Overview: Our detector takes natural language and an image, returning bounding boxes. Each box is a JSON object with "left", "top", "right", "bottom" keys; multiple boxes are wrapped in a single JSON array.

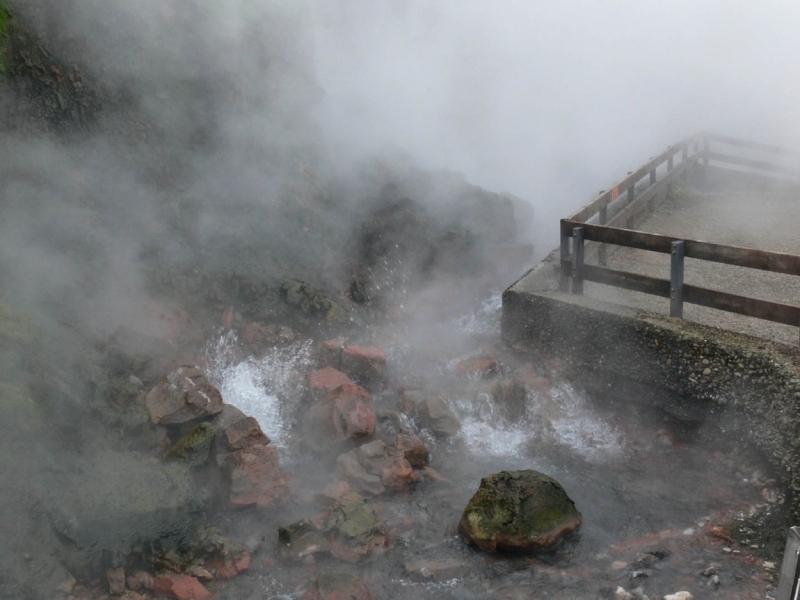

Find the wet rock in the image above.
[
  {"left": 459, "top": 469, "right": 582, "bottom": 553},
  {"left": 281, "top": 279, "right": 342, "bottom": 321},
  {"left": 152, "top": 572, "right": 213, "bottom": 600},
  {"left": 315, "top": 481, "right": 353, "bottom": 504},
  {"left": 418, "top": 396, "right": 460, "bottom": 437},
  {"left": 318, "top": 492, "right": 389, "bottom": 562},
  {"left": 455, "top": 356, "right": 500, "bottom": 379},
  {"left": 341, "top": 345, "right": 387, "bottom": 387},
  {"left": 205, "top": 549, "right": 251, "bottom": 579},
  {"left": 107, "top": 567, "right": 125, "bottom": 595},
  {"left": 214, "top": 412, "right": 269, "bottom": 454},
  {"left": 163, "top": 422, "right": 215, "bottom": 467},
  {"left": 404, "top": 558, "right": 469, "bottom": 581},
  {"left": 492, "top": 379, "right": 528, "bottom": 422},
  {"left": 318, "top": 338, "right": 345, "bottom": 369},
  {"left": 394, "top": 433, "right": 429, "bottom": 469},
  {"left": 337, "top": 439, "right": 419, "bottom": 495},
  {"left": 663, "top": 593, "right": 693, "bottom": 600},
  {"left": 302, "top": 571, "right": 376, "bottom": 600},
  {"left": 615, "top": 587, "right": 634, "bottom": 600},
  {"left": 145, "top": 366, "right": 223, "bottom": 425},
  {"left": 308, "top": 366, "right": 354, "bottom": 402},
  {"left": 278, "top": 518, "right": 330, "bottom": 561},
  {"left": 229, "top": 444, "right": 290, "bottom": 506},
  {"left": 240, "top": 322, "right": 278, "bottom": 351},
  {"left": 305, "top": 384, "right": 376, "bottom": 451}
]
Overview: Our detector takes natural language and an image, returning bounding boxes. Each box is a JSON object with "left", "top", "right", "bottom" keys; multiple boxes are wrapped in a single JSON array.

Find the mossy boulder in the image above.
[
  {"left": 318, "top": 492, "right": 388, "bottom": 562},
  {"left": 163, "top": 422, "right": 215, "bottom": 467},
  {"left": 459, "top": 469, "right": 581, "bottom": 553}
]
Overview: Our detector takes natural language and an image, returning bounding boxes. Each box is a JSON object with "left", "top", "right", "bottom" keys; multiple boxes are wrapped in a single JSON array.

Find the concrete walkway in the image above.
[{"left": 584, "top": 167, "right": 800, "bottom": 347}]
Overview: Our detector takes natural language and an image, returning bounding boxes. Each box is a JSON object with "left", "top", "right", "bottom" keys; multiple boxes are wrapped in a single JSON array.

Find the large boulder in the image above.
[
  {"left": 304, "top": 383, "right": 376, "bottom": 452},
  {"left": 145, "top": 366, "right": 223, "bottom": 425},
  {"left": 336, "top": 439, "right": 418, "bottom": 496},
  {"left": 459, "top": 470, "right": 581, "bottom": 553}
]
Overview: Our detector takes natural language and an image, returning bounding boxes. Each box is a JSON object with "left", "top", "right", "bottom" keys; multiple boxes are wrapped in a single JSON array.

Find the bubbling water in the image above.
[{"left": 204, "top": 331, "right": 313, "bottom": 453}]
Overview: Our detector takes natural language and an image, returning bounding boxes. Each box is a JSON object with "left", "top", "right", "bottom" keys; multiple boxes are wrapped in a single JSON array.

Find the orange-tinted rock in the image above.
[
  {"left": 455, "top": 356, "right": 499, "bottom": 379},
  {"left": 332, "top": 384, "right": 376, "bottom": 439},
  {"left": 241, "top": 322, "right": 276, "bottom": 349},
  {"left": 107, "top": 567, "right": 125, "bottom": 595},
  {"left": 341, "top": 345, "right": 387, "bottom": 387},
  {"left": 220, "top": 415, "right": 270, "bottom": 451},
  {"left": 152, "top": 572, "right": 214, "bottom": 600},
  {"left": 395, "top": 433, "right": 429, "bottom": 469},
  {"left": 221, "top": 307, "right": 234, "bottom": 329},
  {"left": 145, "top": 366, "right": 223, "bottom": 425},
  {"left": 319, "top": 493, "right": 389, "bottom": 562},
  {"left": 381, "top": 446, "right": 419, "bottom": 491},
  {"left": 206, "top": 550, "right": 251, "bottom": 579},
  {"left": 229, "top": 444, "right": 291, "bottom": 506},
  {"left": 308, "top": 367, "right": 354, "bottom": 402}
]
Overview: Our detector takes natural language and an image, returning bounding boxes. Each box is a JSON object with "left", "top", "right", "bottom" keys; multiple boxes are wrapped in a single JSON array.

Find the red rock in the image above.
[
  {"left": 330, "top": 384, "right": 376, "bottom": 439},
  {"left": 152, "top": 572, "right": 214, "bottom": 600},
  {"left": 220, "top": 416, "right": 270, "bottom": 451},
  {"left": 229, "top": 444, "right": 291, "bottom": 506},
  {"left": 145, "top": 366, "right": 223, "bottom": 425},
  {"left": 308, "top": 367, "right": 355, "bottom": 402},
  {"left": 341, "top": 345, "right": 387, "bottom": 387},
  {"left": 127, "top": 571, "right": 154, "bottom": 592},
  {"left": 381, "top": 446, "right": 419, "bottom": 491},
  {"left": 315, "top": 480, "right": 352, "bottom": 503},
  {"left": 206, "top": 550, "right": 251, "bottom": 579},
  {"left": 395, "top": 433, "right": 428, "bottom": 469},
  {"left": 455, "top": 356, "right": 499, "bottom": 379},
  {"left": 241, "top": 322, "right": 276, "bottom": 349}
]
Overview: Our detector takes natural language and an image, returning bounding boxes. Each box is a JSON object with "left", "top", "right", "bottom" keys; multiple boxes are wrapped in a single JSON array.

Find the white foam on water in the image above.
[
  {"left": 452, "top": 292, "right": 502, "bottom": 337},
  {"left": 205, "top": 331, "right": 313, "bottom": 451}
]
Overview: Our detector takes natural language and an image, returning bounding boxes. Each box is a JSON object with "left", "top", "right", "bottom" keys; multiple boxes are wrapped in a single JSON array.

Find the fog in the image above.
[{"left": 309, "top": 0, "right": 800, "bottom": 244}]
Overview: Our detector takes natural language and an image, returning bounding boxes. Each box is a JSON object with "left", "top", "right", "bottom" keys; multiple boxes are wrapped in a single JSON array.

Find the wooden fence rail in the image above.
[{"left": 559, "top": 133, "right": 800, "bottom": 344}]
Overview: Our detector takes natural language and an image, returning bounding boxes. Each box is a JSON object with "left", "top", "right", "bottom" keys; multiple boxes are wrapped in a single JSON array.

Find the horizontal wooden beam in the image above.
[
  {"left": 567, "top": 136, "right": 698, "bottom": 223},
  {"left": 706, "top": 151, "right": 798, "bottom": 175},
  {"left": 561, "top": 221, "right": 800, "bottom": 276},
  {"left": 566, "top": 262, "right": 800, "bottom": 327}
]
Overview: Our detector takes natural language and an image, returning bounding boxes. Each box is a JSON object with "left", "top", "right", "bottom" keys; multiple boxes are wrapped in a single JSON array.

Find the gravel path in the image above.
[{"left": 584, "top": 168, "right": 800, "bottom": 346}]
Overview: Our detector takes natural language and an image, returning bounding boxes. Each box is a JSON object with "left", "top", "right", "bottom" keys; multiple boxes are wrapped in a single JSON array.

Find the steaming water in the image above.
[{"left": 205, "top": 331, "right": 313, "bottom": 452}]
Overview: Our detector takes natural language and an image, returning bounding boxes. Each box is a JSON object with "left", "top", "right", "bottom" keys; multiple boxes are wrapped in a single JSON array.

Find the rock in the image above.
[
  {"left": 240, "top": 322, "right": 277, "bottom": 350},
  {"left": 229, "top": 443, "right": 291, "bottom": 506},
  {"left": 305, "top": 384, "right": 376, "bottom": 450},
  {"left": 337, "top": 440, "right": 419, "bottom": 495},
  {"left": 315, "top": 481, "right": 352, "bottom": 504},
  {"left": 215, "top": 413, "right": 269, "bottom": 454},
  {"left": 663, "top": 593, "right": 694, "bottom": 600},
  {"left": 278, "top": 519, "right": 331, "bottom": 561},
  {"left": 318, "top": 338, "right": 345, "bottom": 369},
  {"left": 302, "top": 571, "right": 376, "bottom": 600},
  {"left": 308, "top": 367, "right": 354, "bottom": 402},
  {"left": 281, "top": 279, "right": 338, "bottom": 318},
  {"left": 395, "top": 433, "right": 429, "bottom": 469},
  {"left": 163, "top": 422, "right": 215, "bottom": 466},
  {"left": 107, "top": 567, "right": 125, "bottom": 595},
  {"left": 404, "top": 558, "right": 469, "bottom": 581},
  {"left": 341, "top": 345, "right": 387, "bottom": 387},
  {"left": 127, "top": 571, "right": 154, "bottom": 592},
  {"left": 152, "top": 572, "right": 213, "bottom": 600},
  {"left": 455, "top": 356, "right": 500, "bottom": 379},
  {"left": 102, "top": 325, "right": 175, "bottom": 384},
  {"left": 145, "top": 366, "right": 223, "bottom": 425},
  {"left": 459, "top": 469, "right": 582, "bottom": 553},
  {"left": 318, "top": 492, "right": 389, "bottom": 562},
  {"left": 205, "top": 550, "right": 251, "bottom": 579},
  {"left": 418, "top": 396, "right": 460, "bottom": 437},
  {"left": 492, "top": 379, "right": 528, "bottom": 422},
  {"left": 615, "top": 587, "right": 634, "bottom": 600}
]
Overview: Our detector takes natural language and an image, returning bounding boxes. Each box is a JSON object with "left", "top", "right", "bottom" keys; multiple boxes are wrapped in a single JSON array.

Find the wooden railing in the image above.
[{"left": 559, "top": 133, "right": 800, "bottom": 343}]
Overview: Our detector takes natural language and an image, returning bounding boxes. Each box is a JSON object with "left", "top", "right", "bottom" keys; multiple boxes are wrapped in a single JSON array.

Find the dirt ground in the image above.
[{"left": 584, "top": 167, "right": 800, "bottom": 347}]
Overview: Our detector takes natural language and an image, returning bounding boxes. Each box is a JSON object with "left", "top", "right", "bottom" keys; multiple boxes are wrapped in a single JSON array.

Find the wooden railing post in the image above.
[
  {"left": 560, "top": 220, "right": 570, "bottom": 292},
  {"left": 670, "top": 240, "right": 685, "bottom": 318},
  {"left": 667, "top": 156, "right": 674, "bottom": 171},
  {"left": 703, "top": 138, "right": 710, "bottom": 168},
  {"left": 598, "top": 207, "right": 608, "bottom": 266},
  {"left": 573, "top": 227, "right": 585, "bottom": 295},
  {"left": 649, "top": 170, "right": 656, "bottom": 186}
]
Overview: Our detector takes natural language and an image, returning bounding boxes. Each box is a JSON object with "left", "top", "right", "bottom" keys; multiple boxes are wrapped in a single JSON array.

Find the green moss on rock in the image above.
[
  {"left": 459, "top": 469, "right": 582, "bottom": 553},
  {"left": 163, "top": 422, "right": 215, "bottom": 467},
  {"left": 0, "top": 2, "right": 9, "bottom": 74}
]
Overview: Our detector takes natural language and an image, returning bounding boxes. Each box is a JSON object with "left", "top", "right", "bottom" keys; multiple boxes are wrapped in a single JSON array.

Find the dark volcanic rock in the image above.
[
  {"left": 163, "top": 422, "right": 215, "bottom": 467},
  {"left": 459, "top": 469, "right": 581, "bottom": 553},
  {"left": 145, "top": 366, "right": 223, "bottom": 425},
  {"left": 277, "top": 518, "right": 330, "bottom": 561}
]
